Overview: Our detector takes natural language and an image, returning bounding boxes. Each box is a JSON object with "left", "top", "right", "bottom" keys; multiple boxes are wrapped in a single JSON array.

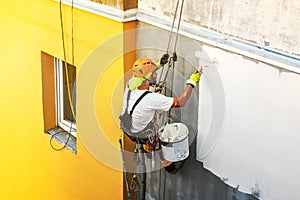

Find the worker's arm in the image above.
[
  {"left": 172, "top": 84, "right": 193, "bottom": 107},
  {"left": 172, "top": 70, "right": 202, "bottom": 108}
]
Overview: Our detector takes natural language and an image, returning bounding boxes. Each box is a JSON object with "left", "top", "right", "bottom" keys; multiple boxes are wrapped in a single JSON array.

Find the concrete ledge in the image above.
[
  {"left": 46, "top": 127, "right": 77, "bottom": 154},
  {"left": 137, "top": 9, "right": 300, "bottom": 74}
]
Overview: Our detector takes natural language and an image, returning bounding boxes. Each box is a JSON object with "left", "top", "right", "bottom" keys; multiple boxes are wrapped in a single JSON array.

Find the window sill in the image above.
[{"left": 45, "top": 127, "right": 77, "bottom": 154}]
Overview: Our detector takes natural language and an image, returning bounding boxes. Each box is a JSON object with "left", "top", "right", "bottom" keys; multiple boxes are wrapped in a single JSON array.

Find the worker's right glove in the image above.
[{"left": 186, "top": 71, "right": 201, "bottom": 88}]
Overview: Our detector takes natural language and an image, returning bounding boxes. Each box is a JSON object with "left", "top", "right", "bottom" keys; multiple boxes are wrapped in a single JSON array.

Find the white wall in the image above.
[
  {"left": 197, "top": 45, "right": 300, "bottom": 200},
  {"left": 137, "top": 1, "right": 300, "bottom": 198}
]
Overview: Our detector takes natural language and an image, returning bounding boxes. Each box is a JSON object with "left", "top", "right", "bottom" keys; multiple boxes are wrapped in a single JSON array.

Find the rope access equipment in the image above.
[{"left": 129, "top": 1, "right": 186, "bottom": 200}]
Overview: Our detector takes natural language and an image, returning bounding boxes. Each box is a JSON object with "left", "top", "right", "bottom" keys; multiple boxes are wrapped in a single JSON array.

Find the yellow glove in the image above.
[{"left": 186, "top": 71, "right": 201, "bottom": 87}]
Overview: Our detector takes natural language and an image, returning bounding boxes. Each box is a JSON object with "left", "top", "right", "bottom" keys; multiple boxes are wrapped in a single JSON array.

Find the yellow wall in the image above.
[{"left": 0, "top": 0, "right": 129, "bottom": 199}]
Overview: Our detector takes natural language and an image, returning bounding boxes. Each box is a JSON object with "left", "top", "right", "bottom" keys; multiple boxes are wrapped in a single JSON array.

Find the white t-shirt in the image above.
[{"left": 121, "top": 85, "right": 173, "bottom": 133}]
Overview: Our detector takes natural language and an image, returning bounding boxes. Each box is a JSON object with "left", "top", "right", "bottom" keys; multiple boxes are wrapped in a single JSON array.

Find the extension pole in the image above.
[{"left": 119, "top": 138, "right": 132, "bottom": 200}]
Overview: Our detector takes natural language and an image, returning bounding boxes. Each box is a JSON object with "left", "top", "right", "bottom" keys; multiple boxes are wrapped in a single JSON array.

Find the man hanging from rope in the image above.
[{"left": 120, "top": 54, "right": 205, "bottom": 174}]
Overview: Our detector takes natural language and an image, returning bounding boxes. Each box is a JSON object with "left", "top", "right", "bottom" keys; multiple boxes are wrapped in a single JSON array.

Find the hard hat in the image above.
[{"left": 132, "top": 58, "right": 157, "bottom": 78}]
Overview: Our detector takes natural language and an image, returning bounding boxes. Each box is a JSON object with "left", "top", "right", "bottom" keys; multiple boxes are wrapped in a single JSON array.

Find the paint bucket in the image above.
[{"left": 158, "top": 123, "right": 189, "bottom": 162}]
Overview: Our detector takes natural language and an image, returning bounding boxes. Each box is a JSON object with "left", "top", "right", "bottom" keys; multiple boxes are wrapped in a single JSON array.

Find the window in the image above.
[
  {"left": 54, "top": 58, "right": 77, "bottom": 137},
  {"left": 41, "top": 52, "right": 76, "bottom": 153}
]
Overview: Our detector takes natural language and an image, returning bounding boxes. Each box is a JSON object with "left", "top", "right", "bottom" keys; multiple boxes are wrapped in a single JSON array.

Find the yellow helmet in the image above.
[{"left": 132, "top": 58, "right": 157, "bottom": 78}]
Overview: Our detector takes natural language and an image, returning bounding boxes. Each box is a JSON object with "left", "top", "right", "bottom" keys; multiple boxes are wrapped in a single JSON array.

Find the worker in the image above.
[{"left": 121, "top": 55, "right": 203, "bottom": 174}]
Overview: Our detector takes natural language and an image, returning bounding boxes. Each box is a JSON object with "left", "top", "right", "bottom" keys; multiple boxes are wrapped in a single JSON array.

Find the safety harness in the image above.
[{"left": 119, "top": 88, "right": 157, "bottom": 144}]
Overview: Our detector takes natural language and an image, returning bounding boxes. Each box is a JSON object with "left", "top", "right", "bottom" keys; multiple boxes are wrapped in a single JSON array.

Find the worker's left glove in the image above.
[
  {"left": 186, "top": 71, "right": 201, "bottom": 88},
  {"left": 160, "top": 53, "right": 169, "bottom": 66}
]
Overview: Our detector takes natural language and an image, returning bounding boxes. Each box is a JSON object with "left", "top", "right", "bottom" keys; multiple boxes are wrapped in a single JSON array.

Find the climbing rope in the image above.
[
  {"left": 166, "top": 0, "right": 185, "bottom": 54},
  {"left": 156, "top": 0, "right": 185, "bottom": 95},
  {"left": 129, "top": 1, "right": 186, "bottom": 199},
  {"left": 60, "top": 0, "right": 76, "bottom": 120},
  {"left": 158, "top": 0, "right": 185, "bottom": 199},
  {"left": 50, "top": 0, "right": 76, "bottom": 151}
]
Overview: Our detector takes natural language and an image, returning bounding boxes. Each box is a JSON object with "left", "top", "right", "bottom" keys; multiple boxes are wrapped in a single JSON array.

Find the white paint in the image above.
[
  {"left": 196, "top": 45, "right": 300, "bottom": 200},
  {"left": 196, "top": 49, "right": 226, "bottom": 160}
]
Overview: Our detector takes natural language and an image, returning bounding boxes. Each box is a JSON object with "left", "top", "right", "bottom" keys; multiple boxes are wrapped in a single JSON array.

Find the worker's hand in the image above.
[
  {"left": 160, "top": 53, "right": 169, "bottom": 66},
  {"left": 186, "top": 71, "right": 201, "bottom": 88},
  {"left": 154, "top": 82, "right": 164, "bottom": 92}
]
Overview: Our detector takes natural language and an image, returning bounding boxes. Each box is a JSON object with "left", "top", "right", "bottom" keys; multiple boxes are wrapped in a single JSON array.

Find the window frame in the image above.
[{"left": 54, "top": 58, "right": 77, "bottom": 137}]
